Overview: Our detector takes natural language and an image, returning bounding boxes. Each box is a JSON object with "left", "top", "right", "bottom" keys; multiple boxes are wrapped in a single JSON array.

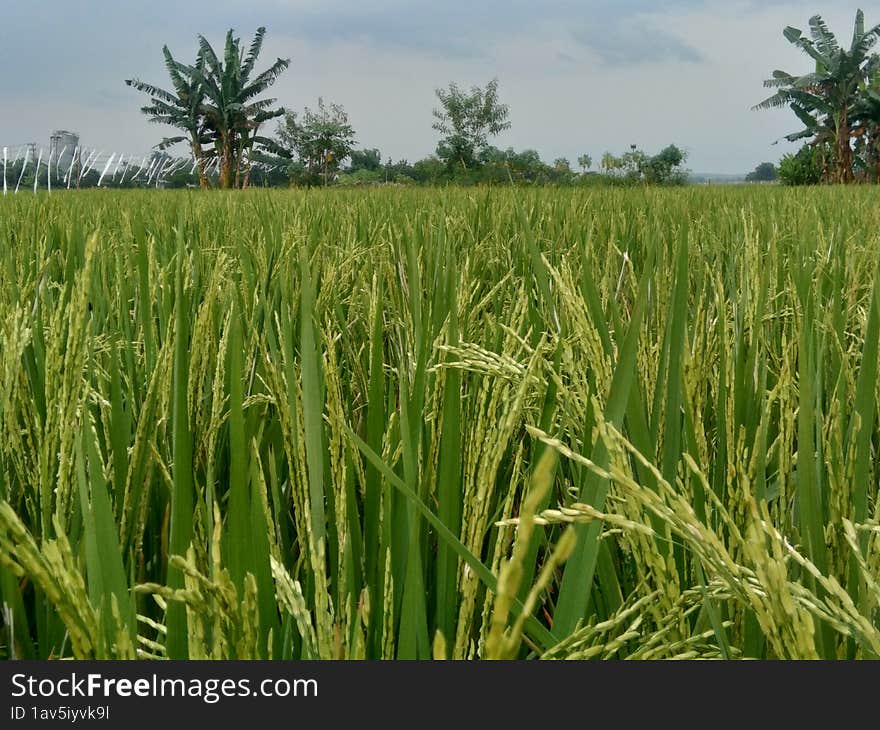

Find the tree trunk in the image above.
[
  {"left": 875, "top": 138, "right": 880, "bottom": 182},
  {"left": 242, "top": 127, "right": 259, "bottom": 190},
  {"left": 837, "top": 111, "right": 854, "bottom": 184},
  {"left": 219, "top": 134, "right": 233, "bottom": 190},
  {"left": 242, "top": 149, "right": 253, "bottom": 189},
  {"left": 190, "top": 139, "right": 210, "bottom": 190}
]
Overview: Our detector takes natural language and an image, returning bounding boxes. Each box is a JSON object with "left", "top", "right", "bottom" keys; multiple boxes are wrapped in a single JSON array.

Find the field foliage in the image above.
[{"left": 1, "top": 187, "right": 879, "bottom": 659}]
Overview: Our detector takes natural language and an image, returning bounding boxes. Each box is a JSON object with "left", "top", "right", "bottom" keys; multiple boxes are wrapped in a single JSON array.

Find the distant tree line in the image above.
[
  {"left": 263, "top": 79, "right": 689, "bottom": 187},
  {"left": 122, "top": 30, "right": 691, "bottom": 189},
  {"left": 39, "top": 15, "right": 880, "bottom": 192},
  {"left": 746, "top": 162, "right": 778, "bottom": 183}
]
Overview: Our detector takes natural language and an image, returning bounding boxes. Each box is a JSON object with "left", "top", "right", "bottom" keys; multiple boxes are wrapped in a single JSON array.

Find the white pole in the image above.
[
  {"left": 47, "top": 148, "right": 53, "bottom": 194},
  {"left": 73, "top": 149, "right": 90, "bottom": 187},
  {"left": 76, "top": 149, "right": 93, "bottom": 186},
  {"left": 80, "top": 149, "right": 101, "bottom": 180},
  {"left": 131, "top": 156, "right": 148, "bottom": 181},
  {"left": 15, "top": 147, "right": 31, "bottom": 193},
  {"left": 33, "top": 148, "right": 43, "bottom": 194},
  {"left": 97, "top": 153, "right": 116, "bottom": 187},
  {"left": 66, "top": 146, "right": 80, "bottom": 188},
  {"left": 143, "top": 158, "right": 158, "bottom": 184},
  {"left": 56, "top": 145, "right": 67, "bottom": 182},
  {"left": 112, "top": 153, "right": 124, "bottom": 180},
  {"left": 153, "top": 159, "right": 168, "bottom": 187},
  {"left": 119, "top": 156, "right": 136, "bottom": 185}
]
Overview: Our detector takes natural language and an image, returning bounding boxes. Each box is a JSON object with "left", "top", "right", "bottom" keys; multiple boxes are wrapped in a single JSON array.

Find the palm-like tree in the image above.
[
  {"left": 126, "top": 47, "right": 213, "bottom": 188},
  {"left": 600, "top": 152, "right": 620, "bottom": 174},
  {"left": 850, "top": 59, "right": 880, "bottom": 180},
  {"left": 127, "top": 27, "right": 290, "bottom": 189},
  {"left": 852, "top": 92, "right": 880, "bottom": 179},
  {"left": 755, "top": 10, "right": 880, "bottom": 183},
  {"left": 190, "top": 28, "right": 290, "bottom": 188}
]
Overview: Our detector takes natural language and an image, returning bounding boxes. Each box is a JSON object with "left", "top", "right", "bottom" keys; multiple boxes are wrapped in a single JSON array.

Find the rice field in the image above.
[{"left": 0, "top": 186, "right": 879, "bottom": 660}]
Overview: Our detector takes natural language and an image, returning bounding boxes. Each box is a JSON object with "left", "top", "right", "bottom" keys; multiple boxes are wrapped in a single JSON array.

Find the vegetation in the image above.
[
  {"left": 1, "top": 186, "right": 879, "bottom": 660},
  {"left": 276, "top": 99, "right": 357, "bottom": 187},
  {"left": 24, "top": 33, "right": 688, "bottom": 191},
  {"left": 321, "top": 143, "right": 687, "bottom": 188},
  {"left": 6, "top": 6, "right": 880, "bottom": 668},
  {"left": 778, "top": 145, "right": 825, "bottom": 186},
  {"left": 125, "top": 47, "right": 212, "bottom": 188},
  {"left": 22, "top": 11, "right": 880, "bottom": 195},
  {"left": 126, "top": 27, "right": 291, "bottom": 189},
  {"left": 602, "top": 145, "right": 687, "bottom": 185},
  {"left": 746, "top": 162, "right": 778, "bottom": 182},
  {"left": 432, "top": 79, "right": 511, "bottom": 171},
  {"left": 756, "top": 9, "right": 880, "bottom": 183}
]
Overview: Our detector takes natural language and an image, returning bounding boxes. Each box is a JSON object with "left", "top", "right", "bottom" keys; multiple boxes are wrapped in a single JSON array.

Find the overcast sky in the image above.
[{"left": 0, "top": 1, "right": 872, "bottom": 173}]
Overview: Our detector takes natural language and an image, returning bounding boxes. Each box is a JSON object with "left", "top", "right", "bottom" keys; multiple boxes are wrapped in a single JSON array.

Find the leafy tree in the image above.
[
  {"left": 594, "top": 145, "right": 688, "bottom": 185},
  {"left": 411, "top": 156, "right": 446, "bottom": 183},
  {"left": 382, "top": 157, "right": 416, "bottom": 183},
  {"left": 432, "top": 79, "right": 511, "bottom": 170},
  {"left": 641, "top": 144, "right": 688, "bottom": 184},
  {"left": 755, "top": 11, "right": 880, "bottom": 183},
  {"left": 619, "top": 148, "right": 650, "bottom": 180},
  {"left": 551, "top": 157, "right": 575, "bottom": 184},
  {"left": 336, "top": 169, "right": 383, "bottom": 187},
  {"left": 277, "top": 99, "right": 357, "bottom": 186},
  {"left": 601, "top": 152, "right": 622, "bottom": 174},
  {"left": 194, "top": 28, "right": 290, "bottom": 188},
  {"left": 777, "top": 144, "right": 825, "bottom": 185},
  {"left": 509, "top": 149, "right": 549, "bottom": 182},
  {"left": 126, "top": 48, "right": 212, "bottom": 188},
  {"left": 577, "top": 154, "right": 593, "bottom": 173},
  {"left": 127, "top": 27, "right": 290, "bottom": 189},
  {"left": 746, "top": 162, "right": 778, "bottom": 182},
  {"left": 349, "top": 148, "right": 382, "bottom": 172},
  {"left": 553, "top": 157, "right": 571, "bottom": 172},
  {"left": 851, "top": 68, "right": 880, "bottom": 179}
]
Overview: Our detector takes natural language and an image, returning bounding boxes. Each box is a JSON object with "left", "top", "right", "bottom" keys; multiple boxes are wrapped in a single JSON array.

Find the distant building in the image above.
[{"left": 49, "top": 130, "right": 80, "bottom": 176}]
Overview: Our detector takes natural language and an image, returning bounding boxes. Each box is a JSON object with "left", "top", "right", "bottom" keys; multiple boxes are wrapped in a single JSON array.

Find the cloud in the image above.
[
  {"left": 0, "top": 0, "right": 875, "bottom": 173},
  {"left": 572, "top": 22, "right": 703, "bottom": 65},
  {"left": 247, "top": 1, "right": 709, "bottom": 65}
]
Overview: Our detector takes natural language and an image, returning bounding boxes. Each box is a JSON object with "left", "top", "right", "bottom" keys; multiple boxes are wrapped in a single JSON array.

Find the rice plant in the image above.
[{"left": 0, "top": 186, "right": 878, "bottom": 660}]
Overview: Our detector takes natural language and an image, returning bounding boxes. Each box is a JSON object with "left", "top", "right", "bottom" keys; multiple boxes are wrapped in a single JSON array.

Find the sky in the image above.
[{"left": 0, "top": 1, "right": 873, "bottom": 174}]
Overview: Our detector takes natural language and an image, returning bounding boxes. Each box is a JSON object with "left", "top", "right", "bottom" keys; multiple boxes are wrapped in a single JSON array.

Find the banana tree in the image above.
[
  {"left": 190, "top": 27, "right": 290, "bottom": 189},
  {"left": 127, "top": 27, "right": 290, "bottom": 189},
  {"left": 755, "top": 10, "right": 880, "bottom": 183},
  {"left": 126, "top": 47, "right": 213, "bottom": 189},
  {"left": 851, "top": 59, "right": 880, "bottom": 180}
]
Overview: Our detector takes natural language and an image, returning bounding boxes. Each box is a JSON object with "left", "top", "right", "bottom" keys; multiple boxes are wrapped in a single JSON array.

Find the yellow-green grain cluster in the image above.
[{"left": 0, "top": 186, "right": 878, "bottom": 659}]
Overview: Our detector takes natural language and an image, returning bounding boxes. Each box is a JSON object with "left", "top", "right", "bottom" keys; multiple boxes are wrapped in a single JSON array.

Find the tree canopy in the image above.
[
  {"left": 432, "top": 79, "right": 511, "bottom": 170},
  {"left": 126, "top": 27, "right": 290, "bottom": 189},
  {"left": 277, "top": 99, "right": 357, "bottom": 186},
  {"left": 755, "top": 10, "right": 880, "bottom": 183},
  {"left": 746, "top": 162, "right": 778, "bottom": 182}
]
